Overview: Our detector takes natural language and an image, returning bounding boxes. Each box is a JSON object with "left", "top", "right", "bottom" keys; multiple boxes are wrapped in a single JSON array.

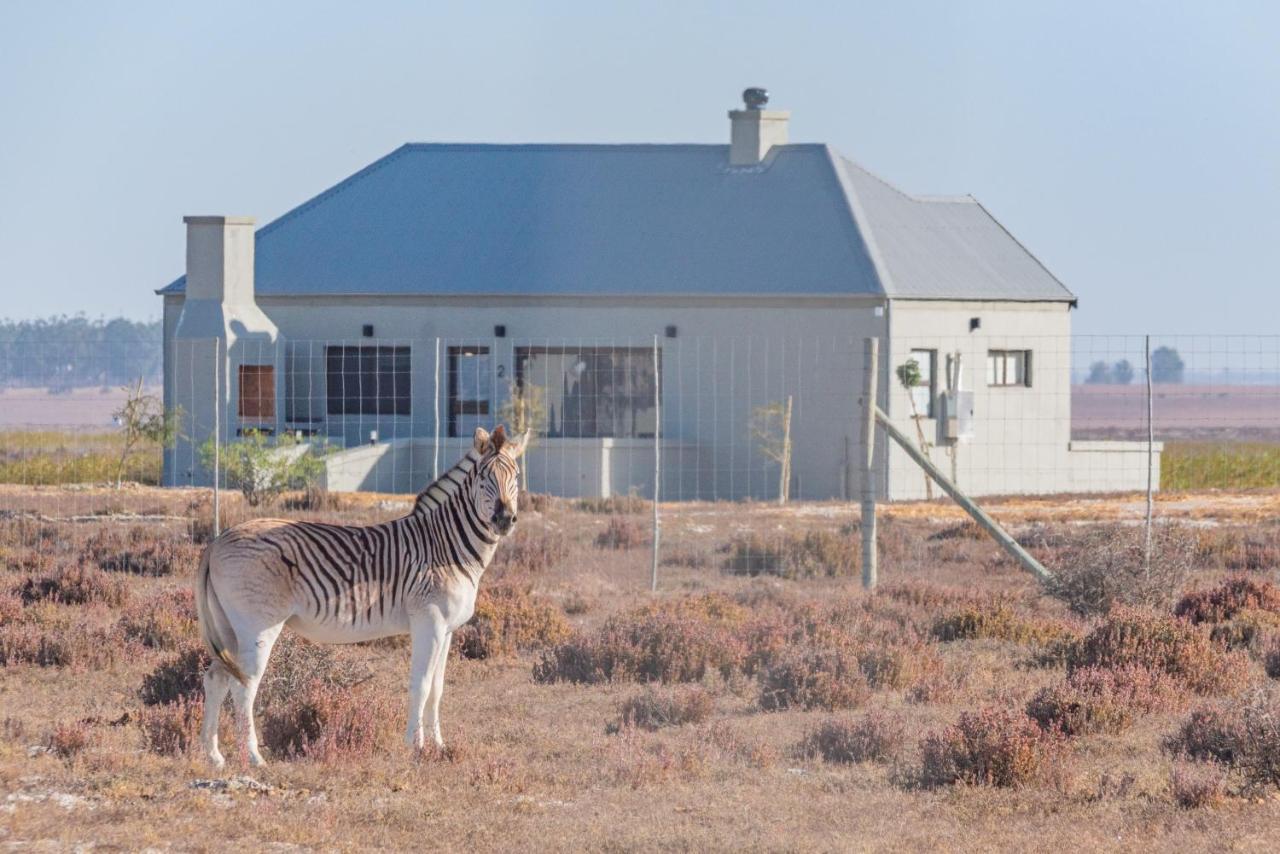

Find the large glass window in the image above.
[
  {"left": 515, "top": 347, "right": 658, "bottom": 438},
  {"left": 325, "top": 346, "right": 411, "bottom": 415},
  {"left": 447, "top": 346, "right": 492, "bottom": 437}
]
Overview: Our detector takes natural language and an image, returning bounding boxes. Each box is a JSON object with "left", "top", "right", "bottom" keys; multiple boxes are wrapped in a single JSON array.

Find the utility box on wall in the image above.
[{"left": 940, "top": 391, "right": 975, "bottom": 443}]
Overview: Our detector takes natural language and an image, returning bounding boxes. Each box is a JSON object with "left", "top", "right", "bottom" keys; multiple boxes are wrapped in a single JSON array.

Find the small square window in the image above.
[
  {"left": 987, "top": 350, "right": 1032, "bottom": 387},
  {"left": 238, "top": 365, "right": 275, "bottom": 419}
]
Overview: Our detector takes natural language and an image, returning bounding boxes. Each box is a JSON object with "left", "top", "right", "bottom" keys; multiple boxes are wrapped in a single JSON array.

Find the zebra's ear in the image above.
[
  {"left": 490, "top": 424, "right": 507, "bottom": 453},
  {"left": 472, "top": 426, "right": 491, "bottom": 454},
  {"left": 503, "top": 429, "right": 531, "bottom": 459}
]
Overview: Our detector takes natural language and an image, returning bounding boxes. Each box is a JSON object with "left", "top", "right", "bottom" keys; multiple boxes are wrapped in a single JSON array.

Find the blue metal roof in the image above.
[{"left": 160, "top": 142, "right": 1073, "bottom": 302}]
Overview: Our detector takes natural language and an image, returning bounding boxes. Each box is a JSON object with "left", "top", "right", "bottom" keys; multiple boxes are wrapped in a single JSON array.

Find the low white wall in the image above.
[{"left": 1066, "top": 440, "right": 1163, "bottom": 494}]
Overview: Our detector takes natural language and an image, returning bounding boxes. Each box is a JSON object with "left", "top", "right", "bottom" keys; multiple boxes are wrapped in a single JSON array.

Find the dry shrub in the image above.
[
  {"left": 140, "top": 646, "right": 209, "bottom": 706},
  {"left": 705, "top": 721, "right": 779, "bottom": 769},
  {"left": 1045, "top": 524, "right": 1194, "bottom": 616},
  {"left": 258, "top": 635, "right": 371, "bottom": 705},
  {"left": 19, "top": 564, "right": 129, "bottom": 607},
  {"left": 610, "top": 726, "right": 708, "bottom": 788},
  {"left": 801, "top": 712, "right": 906, "bottom": 764},
  {"left": 1167, "top": 692, "right": 1280, "bottom": 790},
  {"left": 594, "top": 516, "right": 648, "bottom": 550},
  {"left": 1169, "top": 761, "right": 1229, "bottom": 808},
  {"left": 454, "top": 584, "right": 571, "bottom": 659},
  {"left": 83, "top": 525, "right": 199, "bottom": 576},
  {"left": 932, "top": 601, "right": 1068, "bottom": 646},
  {"left": 281, "top": 485, "right": 349, "bottom": 512},
  {"left": 1026, "top": 665, "right": 1183, "bottom": 736},
  {"left": 1065, "top": 607, "right": 1250, "bottom": 696},
  {"left": 534, "top": 594, "right": 748, "bottom": 685},
  {"left": 489, "top": 526, "right": 572, "bottom": 579},
  {"left": 608, "top": 685, "right": 715, "bottom": 733},
  {"left": 518, "top": 490, "right": 555, "bottom": 514},
  {"left": 928, "top": 521, "right": 986, "bottom": 542},
  {"left": 1207, "top": 610, "right": 1280, "bottom": 653},
  {"left": 660, "top": 545, "right": 710, "bottom": 569},
  {"left": 723, "top": 530, "right": 857, "bottom": 579},
  {"left": 45, "top": 720, "right": 94, "bottom": 760},
  {"left": 575, "top": 494, "right": 648, "bottom": 515},
  {"left": 137, "top": 697, "right": 202, "bottom": 756},
  {"left": 119, "top": 587, "right": 197, "bottom": 650},
  {"left": 0, "top": 619, "right": 124, "bottom": 668},
  {"left": 1265, "top": 639, "right": 1280, "bottom": 679},
  {"left": 758, "top": 647, "right": 872, "bottom": 712},
  {"left": 260, "top": 678, "right": 400, "bottom": 761},
  {"left": 918, "top": 706, "right": 1069, "bottom": 788},
  {"left": 906, "top": 670, "right": 961, "bottom": 705},
  {"left": 880, "top": 581, "right": 980, "bottom": 611},
  {"left": 0, "top": 591, "right": 22, "bottom": 624},
  {"left": 1175, "top": 576, "right": 1280, "bottom": 624}
]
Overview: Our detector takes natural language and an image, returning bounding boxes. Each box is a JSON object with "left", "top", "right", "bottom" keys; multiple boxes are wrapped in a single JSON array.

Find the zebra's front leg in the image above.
[
  {"left": 425, "top": 630, "right": 453, "bottom": 748},
  {"left": 406, "top": 614, "right": 446, "bottom": 750}
]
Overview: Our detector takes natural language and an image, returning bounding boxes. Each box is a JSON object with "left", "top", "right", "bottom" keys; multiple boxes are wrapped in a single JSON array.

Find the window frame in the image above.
[
  {"left": 447, "top": 345, "right": 492, "bottom": 438},
  {"left": 986, "top": 349, "right": 1033, "bottom": 388},
  {"left": 906, "top": 348, "right": 937, "bottom": 417},
  {"left": 514, "top": 345, "right": 660, "bottom": 439},
  {"left": 324, "top": 345, "right": 412, "bottom": 417}
]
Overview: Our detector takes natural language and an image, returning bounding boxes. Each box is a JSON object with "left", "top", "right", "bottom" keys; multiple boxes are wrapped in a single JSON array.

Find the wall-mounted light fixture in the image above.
[
  {"left": 969, "top": 317, "right": 981, "bottom": 332},
  {"left": 362, "top": 324, "right": 374, "bottom": 338},
  {"left": 665, "top": 325, "right": 678, "bottom": 338},
  {"left": 494, "top": 325, "right": 507, "bottom": 338}
]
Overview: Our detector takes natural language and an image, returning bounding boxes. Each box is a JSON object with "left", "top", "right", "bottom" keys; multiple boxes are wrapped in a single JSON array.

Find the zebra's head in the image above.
[{"left": 472, "top": 425, "right": 529, "bottom": 536}]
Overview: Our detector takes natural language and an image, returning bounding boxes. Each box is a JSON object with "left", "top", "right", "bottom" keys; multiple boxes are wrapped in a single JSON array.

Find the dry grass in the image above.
[{"left": 7, "top": 485, "right": 1280, "bottom": 848}]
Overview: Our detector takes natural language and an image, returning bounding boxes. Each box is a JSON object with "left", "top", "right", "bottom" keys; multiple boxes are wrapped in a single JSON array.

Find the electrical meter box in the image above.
[{"left": 940, "top": 391, "right": 975, "bottom": 442}]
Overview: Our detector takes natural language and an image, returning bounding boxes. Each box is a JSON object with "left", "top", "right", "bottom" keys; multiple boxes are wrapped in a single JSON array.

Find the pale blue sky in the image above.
[{"left": 1, "top": 1, "right": 1276, "bottom": 334}]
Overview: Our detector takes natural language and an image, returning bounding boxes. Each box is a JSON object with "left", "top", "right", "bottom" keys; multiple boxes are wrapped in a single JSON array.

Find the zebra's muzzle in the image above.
[{"left": 492, "top": 506, "right": 516, "bottom": 535}]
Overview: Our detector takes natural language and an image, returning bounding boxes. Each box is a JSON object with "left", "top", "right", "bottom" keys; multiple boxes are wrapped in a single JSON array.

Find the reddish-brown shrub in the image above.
[
  {"left": 454, "top": 584, "right": 571, "bottom": 659},
  {"left": 83, "top": 526, "right": 199, "bottom": 576},
  {"left": 758, "top": 647, "right": 872, "bottom": 712},
  {"left": 723, "top": 530, "right": 857, "bottom": 579},
  {"left": 19, "top": 564, "right": 129, "bottom": 608},
  {"left": 1026, "top": 665, "right": 1183, "bottom": 736},
  {"left": 575, "top": 494, "right": 648, "bottom": 515},
  {"left": 1265, "top": 639, "right": 1280, "bottom": 679},
  {"left": 918, "top": 706, "right": 1069, "bottom": 788},
  {"left": 45, "top": 720, "right": 93, "bottom": 760},
  {"left": 608, "top": 685, "right": 715, "bottom": 732},
  {"left": 489, "top": 526, "right": 572, "bottom": 580},
  {"left": 594, "top": 516, "right": 648, "bottom": 550},
  {"left": 137, "top": 698, "right": 201, "bottom": 756},
  {"left": 1167, "top": 693, "right": 1280, "bottom": 789},
  {"left": 1169, "top": 761, "right": 1229, "bottom": 808},
  {"left": 1065, "top": 607, "right": 1250, "bottom": 695},
  {"left": 1176, "top": 577, "right": 1280, "bottom": 624},
  {"left": 260, "top": 679, "right": 400, "bottom": 761},
  {"left": 801, "top": 712, "right": 906, "bottom": 764},
  {"left": 0, "top": 620, "right": 124, "bottom": 668},
  {"left": 932, "top": 601, "right": 1068, "bottom": 646},
  {"left": 118, "top": 587, "right": 198, "bottom": 650},
  {"left": 1167, "top": 704, "right": 1249, "bottom": 763},
  {"left": 140, "top": 646, "right": 209, "bottom": 706},
  {"left": 0, "top": 591, "right": 23, "bottom": 624}
]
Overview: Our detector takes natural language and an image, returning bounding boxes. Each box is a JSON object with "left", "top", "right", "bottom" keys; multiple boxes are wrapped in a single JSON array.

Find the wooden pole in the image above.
[
  {"left": 651, "top": 335, "right": 661, "bottom": 592},
  {"left": 779, "top": 394, "right": 793, "bottom": 504},
  {"left": 874, "top": 406, "right": 1052, "bottom": 584},
  {"left": 212, "top": 339, "right": 221, "bottom": 539},
  {"left": 860, "top": 338, "right": 879, "bottom": 590},
  {"left": 1145, "top": 335, "right": 1154, "bottom": 576}
]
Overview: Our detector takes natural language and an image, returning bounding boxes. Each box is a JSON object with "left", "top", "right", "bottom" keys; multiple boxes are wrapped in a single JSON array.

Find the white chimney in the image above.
[
  {"left": 173, "top": 215, "right": 276, "bottom": 340},
  {"left": 728, "top": 87, "right": 789, "bottom": 166}
]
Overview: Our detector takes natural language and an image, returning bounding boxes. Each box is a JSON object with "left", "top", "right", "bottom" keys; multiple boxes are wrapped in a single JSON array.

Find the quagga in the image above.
[{"left": 196, "top": 425, "right": 527, "bottom": 767}]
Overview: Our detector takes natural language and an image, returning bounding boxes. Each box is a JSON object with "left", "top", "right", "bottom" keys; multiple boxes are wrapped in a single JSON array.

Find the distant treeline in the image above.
[{"left": 0, "top": 316, "right": 162, "bottom": 389}]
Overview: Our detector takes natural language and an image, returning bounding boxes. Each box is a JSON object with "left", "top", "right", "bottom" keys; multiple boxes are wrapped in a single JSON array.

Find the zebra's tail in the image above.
[{"left": 195, "top": 544, "right": 247, "bottom": 686}]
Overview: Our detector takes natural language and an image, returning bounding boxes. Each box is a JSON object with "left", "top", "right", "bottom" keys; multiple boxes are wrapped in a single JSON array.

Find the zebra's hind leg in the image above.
[
  {"left": 230, "top": 622, "right": 284, "bottom": 767},
  {"left": 406, "top": 613, "right": 447, "bottom": 750},
  {"left": 200, "top": 661, "right": 233, "bottom": 768}
]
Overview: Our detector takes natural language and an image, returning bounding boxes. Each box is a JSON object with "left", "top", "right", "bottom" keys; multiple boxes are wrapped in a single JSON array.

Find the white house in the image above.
[{"left": 159, "top": 90, "right": 1156, "bottom": 501}]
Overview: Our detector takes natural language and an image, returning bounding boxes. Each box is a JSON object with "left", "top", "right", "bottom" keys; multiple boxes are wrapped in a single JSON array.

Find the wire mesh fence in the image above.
[{"left": 5, "top": 333, "right": 1280, "bottom": 585}]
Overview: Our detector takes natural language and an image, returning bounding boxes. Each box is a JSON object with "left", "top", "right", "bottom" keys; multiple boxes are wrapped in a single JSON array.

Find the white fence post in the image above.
[
  {"left": 212, "top": 338, "right": 221, "bottom": 538},
  {"left": 433, "top": 337, "right": 441, "bottom": 482},
  {"left": 651, "top": 334, "right": 661, "bottom": 593},
  {"left": 1145, "top": 334, "right": 1154, "bottom": 575},
  {"left": 860, "top": 337, "right": 879, "bottom": 590}
]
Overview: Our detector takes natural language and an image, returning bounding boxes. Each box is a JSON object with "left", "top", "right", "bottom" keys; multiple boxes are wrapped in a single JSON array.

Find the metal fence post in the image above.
[
  {"left": 212, "top": 338, "right": 221, "bottom": 538},
  {"left": 433, "top": 337, "right": 441, "bottom": 482},
  {"left": 651, "top": 334, "right": 661, "bottom": 592},
  {"left": 1145, "top": 334, "right": 1154, "bottom": 575},
  {"left": 860, "top": 337, "right": 879, "bottom": 590}
]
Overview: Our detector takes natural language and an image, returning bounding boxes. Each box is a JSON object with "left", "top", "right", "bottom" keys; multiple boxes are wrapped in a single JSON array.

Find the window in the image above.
[
  {"left": 987, "top": 349, "right": 1032, "bottom": 387},
  {"left": 325, "top": 346, "right": 411, "bottom": 415},
  {"left": 237, "top": 365, "right": 275, "bottom": 419},
  {"left": 447, "top": 346, "right": 492, "bottom": 437},
  {"left": 515, "top": 347, "right": 658, "bottom": 438},
  {"left": 905, "top": 349, "right": 935, "bottom": 417}
]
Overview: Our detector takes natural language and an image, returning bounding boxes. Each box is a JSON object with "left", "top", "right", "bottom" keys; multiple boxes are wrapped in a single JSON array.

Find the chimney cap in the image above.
[
  {"left": 742, "top": 87, "right": 769, "bottom": 110},
  {"left": 183, "top": 215, "right": 256, "bottom": 226}
]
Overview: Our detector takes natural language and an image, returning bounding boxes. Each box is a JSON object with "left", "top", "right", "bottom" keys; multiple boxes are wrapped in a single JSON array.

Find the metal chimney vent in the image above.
[{"left": 742, "top": 87, "right": 769, "bottom": 110}]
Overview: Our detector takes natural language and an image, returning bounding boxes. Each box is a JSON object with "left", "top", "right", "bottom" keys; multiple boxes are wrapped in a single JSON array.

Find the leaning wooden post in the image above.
[{"left": 860, "top": 337, "right": 879, "bottom": 590}]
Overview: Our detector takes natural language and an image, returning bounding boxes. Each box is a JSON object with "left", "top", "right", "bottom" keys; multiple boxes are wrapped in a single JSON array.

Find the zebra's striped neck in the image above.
[
  {"left": 413, "top": 449, "right": 484, "bottom": 514},
  {"left": 407, "top": 450, "right": 500, "bottom": 578}
]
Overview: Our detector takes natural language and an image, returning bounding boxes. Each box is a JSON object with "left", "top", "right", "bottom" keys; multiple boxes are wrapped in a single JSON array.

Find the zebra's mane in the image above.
[{"left": 413, "top": 449, "right": 483, "bottom": 512}]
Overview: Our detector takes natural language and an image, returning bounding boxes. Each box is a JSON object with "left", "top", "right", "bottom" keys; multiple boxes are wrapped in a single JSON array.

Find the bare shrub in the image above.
[
  {"left": 1265, "top": 639, "right": 1280, "bottom": 679},
  {"left": 918, "top": 706, "right": 1069, "bottom": 788},
  {"left": 118, "top": 587, "right": 197, "bottom": 650},
  {"left": 574, "top": 494, "right": 648, "bottom": 515},
  {"left": 260, "top": 679, "right": 400, "bottom": 761},
  {"left": 660, "top": 545, "right": 710, "bottom": 569},
  {"left": 608, "top": 685, "right": 715, "bottom": 733},
  {"left": 1166, "top": 704, "right": 1249, "bottom": 763},
  {"left": 723, "top": 530, "right": 858, "bottom": 579},
  {"left": 454, "top": 584, "right": 572, "bottom": 659},
  {"left": 1045, "top": 524, "right": 1194, "bottom": 616},
  {"left": 1167, "top": 692, "right": 1280, "bottom": 790},
  {"left": 140, "top": 646, "right": 208, "bottom": 706},
  {"left": 45, "top": 720, "right": 94, "bottom": 760},
  {"left": 534, "top": 594, "right": 748, "bottom": 685},
  {"left": 594, "top": 516, "right": 648, "bottom": 550},
  {"left": 0, "top": 620, "right": 124, "bottom": 668},
  {"left": 1065, "top": 607, "right": 1250, "bottom": 695},
  {"left": 1169, "top": 761, "right": 1228, "bottom": 808},
  {"left": 0, "top": 591, "right": 21, "bottom": 625},
  {"left": 932, "top": 601, "right": 1069, "bottom": 646},
  {"left": 1175, "top": 576, "right": 1280, "bottom": 624},
  {"left": 801, "top": 713, "right": 906, "bottom": 764},
  {"left": 258, "top": 635, "right": 371, "bottom": 706},
  {"left": 758, "top": 647, "right": 872, "bottom": 712},
  {"left": 518, "top": 491, "right": 555, "bottom": 514},
  {"left": 489, "top": 526, "right": 572, "bottom": 579},
  {"left": 281, "top": 484, "right": 349, "bottom": 512},
  {"left": 137, "top": 698, "right": 201, "bottom": 756},
  {"left": 83, "top": 525, "right": 199, "bottom": 576},
  {"left": 19, "top": 564, "right": 129, "bottom": 608},
  {"left": 1026, "top": 665, "right": 1184, "bottom": 736}
]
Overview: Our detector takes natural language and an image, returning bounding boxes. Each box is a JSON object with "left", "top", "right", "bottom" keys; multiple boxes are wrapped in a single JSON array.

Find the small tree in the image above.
[
  {"left": 496, "top": 379, "right": 547, "bottom": 490},
  {"left": 112, "top": 378, "right": 182, "bottom": 488},
  {"left": 749, "top": 397, "right": 793, "bottom": 504},
  {"left": 1112, "top": 359, "right": 1135, "bottom": 385},
  {"left": 1086, "top": 361, "right": 1113, "bottom": 384},
  {"left": 200, "top": 431, "right": 326, "bottom": 507},
  {"left": 895, "top": 358, "right": 933, "bottom": 499},
  {"left": 1152, "top": 347, "right": 1185, "bottom": 384}
]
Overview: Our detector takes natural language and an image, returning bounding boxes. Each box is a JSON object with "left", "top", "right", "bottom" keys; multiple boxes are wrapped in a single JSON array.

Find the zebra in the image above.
[{"left": 195, "top": 425, "right": 528, "bottom": 767}]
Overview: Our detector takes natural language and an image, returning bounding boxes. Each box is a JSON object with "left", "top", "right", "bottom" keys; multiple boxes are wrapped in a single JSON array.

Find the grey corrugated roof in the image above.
[{"left": 160, "top": 142, "right": 1073, "bottom": 302}]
